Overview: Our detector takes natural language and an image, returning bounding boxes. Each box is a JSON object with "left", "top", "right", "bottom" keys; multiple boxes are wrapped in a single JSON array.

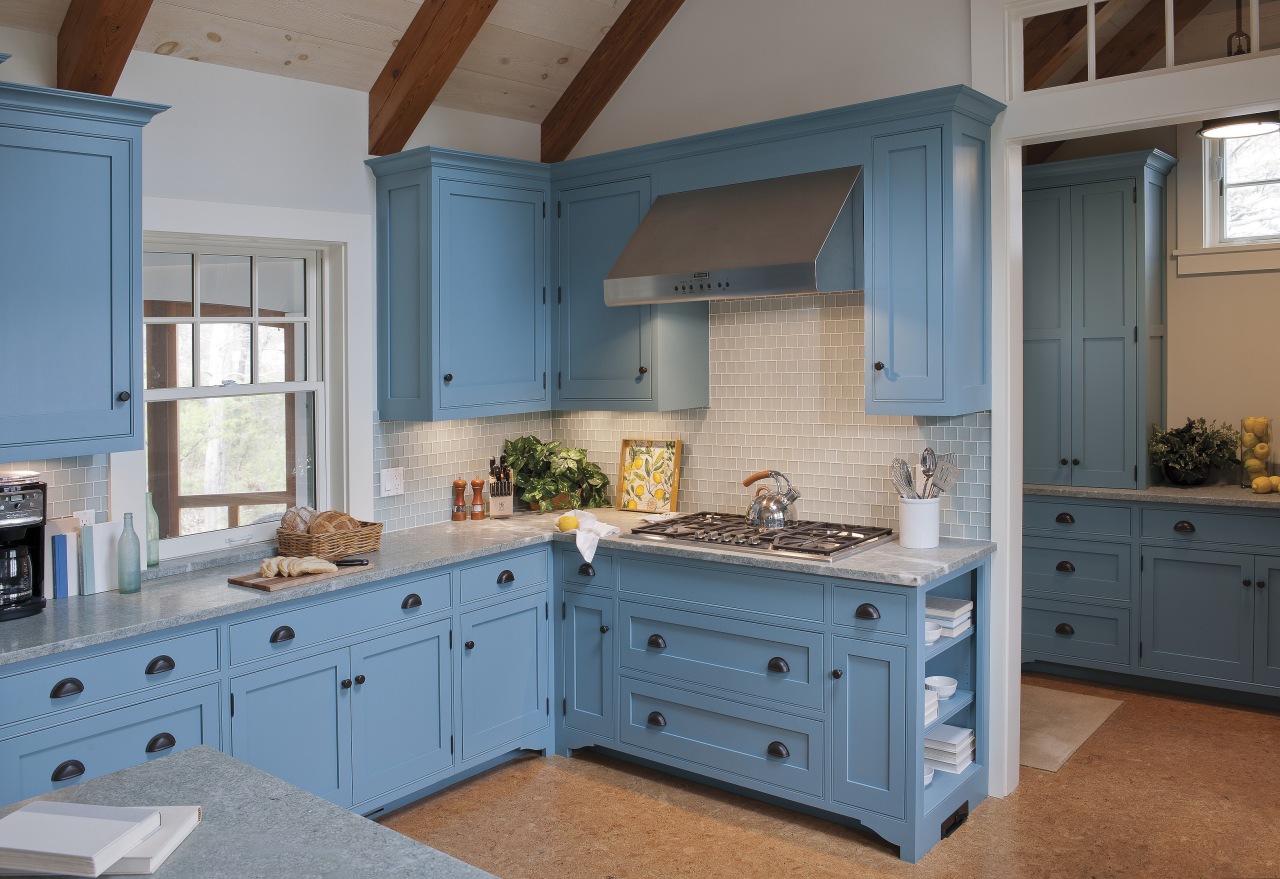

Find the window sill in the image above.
[
  {"left": 1173, "top": 243, "right": 1280, "bottom": 277},
  {"left": 142, "top": 540, "right": 277, "bottom": 582}
]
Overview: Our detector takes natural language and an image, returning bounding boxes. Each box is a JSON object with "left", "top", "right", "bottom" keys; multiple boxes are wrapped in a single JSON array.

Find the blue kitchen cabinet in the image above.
[
  {"left": 561, "top": 590, "right": 614, "bottom": 741},
  {"left": 1022, "top": 151, "right": 1175, "bottom": 489},
  {"left": 368, "top": 148, "right": 550, "bottom": 421},
  {"left": 0, "top": 83, "right": 164, "bottom": 463},
  {"left": 552, "top": 175, "right": 709, "bottom": 411},
  {"left": 830, "top": 635, "right": 906, "bottom": 820},
  {"left": 459, "top": 592, "right": 550, "bottom": 760}
]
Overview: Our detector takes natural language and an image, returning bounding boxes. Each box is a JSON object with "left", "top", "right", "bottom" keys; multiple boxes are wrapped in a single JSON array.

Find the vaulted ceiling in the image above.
[{"left": 3, "top": 0, "right": 685, "bottom": 158}]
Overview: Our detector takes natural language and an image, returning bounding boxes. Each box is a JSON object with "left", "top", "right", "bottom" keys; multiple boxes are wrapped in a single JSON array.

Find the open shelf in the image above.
[
  {"left": 925, "top": 625, "right": 973, "bottom": 661},
  {"left": 924, "top": 689, "right": 974, "bottom": 734},
  {"left": 923, "top": 760, "right": 981, "bottom": 815}
]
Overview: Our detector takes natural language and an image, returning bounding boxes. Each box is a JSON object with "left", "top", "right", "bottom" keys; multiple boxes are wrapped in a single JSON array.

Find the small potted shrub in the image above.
[
  {"left": 503, "top": 435, "right": 610, "bottom": 511},
  {"left": 1148, "top": 418, "right": 1240, "bottom": 486}
]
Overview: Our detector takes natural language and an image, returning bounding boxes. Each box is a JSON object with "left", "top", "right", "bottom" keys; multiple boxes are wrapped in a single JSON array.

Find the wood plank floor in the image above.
[{"left": 379, "top": 672, "right": 1280, "bottom": 878}]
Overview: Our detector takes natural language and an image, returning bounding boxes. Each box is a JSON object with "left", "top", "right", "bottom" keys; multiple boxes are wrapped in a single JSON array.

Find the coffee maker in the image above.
[{"left": 0, "top": 478, "right": 47, "bottom": 621}]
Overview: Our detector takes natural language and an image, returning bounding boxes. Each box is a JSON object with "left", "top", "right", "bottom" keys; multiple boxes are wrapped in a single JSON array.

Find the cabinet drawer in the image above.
[
  {"left": 1023, "top": 598, "right": 1130, "bottom": 666},
  {"left": 618, "top": 556, "right": 824, "bottom": 622},
  {"left": 1023, "top": 538, "right": 1131, "bottom": 603},
  {"left": 230, "top": 572, "right": 450, "bottom": 666},
  {"left": 460, "top": 547, "right": 548, "bottom": 604},
  {"left": 1141, "top": 508, "right": 1280, "bottom": 549},
  {"left": 0, "top": 682, "right": 219, "bottom": 804},
  {"left": 561, "top": 551, "right": 613, "bottom": 588},
  {"left": 831, "top": 585, "right": 909, "bottom": 637},
  {"left": 1024, "top": 499, "right": 1132, "bottom": 537},
  {"left": 618, "top": 602, "right": 823, "bottom": 710},
  {"left": 619, "top": 677, "right": 824, "bottom": 798},
  {"left": 0, "top": 629, "right": 218, "bottom": 729}
]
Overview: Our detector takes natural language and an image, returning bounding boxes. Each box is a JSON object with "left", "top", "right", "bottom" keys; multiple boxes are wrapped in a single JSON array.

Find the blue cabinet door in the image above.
[
  {"left": 460, "top": 592, "right": 549, "bottom": 760},
  {"left": 1254, "top": 556, "right": 1280, "bottom": 688},
  {"left": 231, "top": 650, "right": 352, "bottom": 806},
  {"left": 867, "top": 127, "right": 943, "bottom": 406},
  {"left": 350, "top": 620, "right": 453, "bottom": 805},
  {"left": 0, "top": 126, "right": 136, "bottom": 460},
  {"left": 436, "top": 176, "right": 548, "bottom": 414},
  {"left": 1140, "top": 548, "right": 1253, "bottom": 683},
  {"left": 563, "top": 591, "right": 614, "bottom": 740},
  {"left": 830, "top": 635, "right": 906, "bottom": 819},
  {"left": 1071, "top": 179, "right": 1137, "bottom": 489},
  {"left": 555, "top": 177, "right": 654, "bottom": 404},
  {"left": 1022, "top": 186, "right": 1073, "bottom": 486}
]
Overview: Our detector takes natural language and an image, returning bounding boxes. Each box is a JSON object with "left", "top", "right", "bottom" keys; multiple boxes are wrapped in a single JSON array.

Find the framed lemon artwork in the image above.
[{"left": 617, "top": 439, "right": 683, "bottom": 513}]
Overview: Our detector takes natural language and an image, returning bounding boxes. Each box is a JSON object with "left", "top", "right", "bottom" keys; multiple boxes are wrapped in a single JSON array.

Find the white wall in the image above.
[{"left": 570, "top": 0, "right": 972, "bottom": 157}]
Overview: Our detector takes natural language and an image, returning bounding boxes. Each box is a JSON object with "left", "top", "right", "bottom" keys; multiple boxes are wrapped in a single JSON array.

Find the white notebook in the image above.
[
  {"left": 924, "top": 596, "right": 973, "bottom": 620},
  {"left": 104, "top": 806, "right": 202, "bottom": 875},
  {"left": 925, "top": 751, "right": 974, "bottom": 775},
  {"left": 0, "top": 802, "right": 160, "bottom": 877}
]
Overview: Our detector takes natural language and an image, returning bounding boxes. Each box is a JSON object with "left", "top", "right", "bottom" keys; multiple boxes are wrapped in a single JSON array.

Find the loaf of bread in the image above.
[
  {"left": 259, "top": 555, "right": 337, "bottom": 578},
  {"left": 309, "top": 510, "right": 361, "bottom": 534},
  {"left": 280, "top": 506, "right": 317, "bottom": 533}
]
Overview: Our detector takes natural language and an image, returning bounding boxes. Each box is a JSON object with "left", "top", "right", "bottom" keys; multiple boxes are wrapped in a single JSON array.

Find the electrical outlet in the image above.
[
  {"left": 73, "top": 510, "right": 96, "bottom": 529},
  {"left": 380, "top": 467, "right": 405, "bottom": 497}
]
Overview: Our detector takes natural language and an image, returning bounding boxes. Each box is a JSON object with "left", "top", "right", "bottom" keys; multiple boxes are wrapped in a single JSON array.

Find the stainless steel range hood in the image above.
[{"left": 603, "top": 166, "right": 861, "bottom": 306}]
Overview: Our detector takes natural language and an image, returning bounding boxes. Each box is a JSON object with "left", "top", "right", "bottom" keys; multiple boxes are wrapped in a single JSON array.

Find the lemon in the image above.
[
  {"left": 1252, "top": 476, "right": 1274, "bottom": 494},
  {"left": 556, "top": 514, "right": 579, "bottom": 532},
  {"left": 1270, "top": 475, "right": 1280, "bottom": 490},
  {"left": 1256, "top": 442, "right": 1271, "bottom": 459},
  {"left": 625, "top": 499, "right": 638, "bottom": 510},
  {"left": 1244, "top": 417, "right": 1258, "bottom": 436},
  {"left": 1245, "top": 458, "right": 1267, "bottom": 474},
  {"left": 1243, "top": 432, "right": 1260, "bottom": 450},
  {"left": 654, "top": 487, "right": 666, "bottom": 502},
  {"left": 652, "top": 471, "right": 664, "bottom": 484}
]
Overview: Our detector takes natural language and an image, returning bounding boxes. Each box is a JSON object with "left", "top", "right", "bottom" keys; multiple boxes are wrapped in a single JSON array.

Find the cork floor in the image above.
[{"left": 380, "top": 672, "right": 1280, "bottom": 879}]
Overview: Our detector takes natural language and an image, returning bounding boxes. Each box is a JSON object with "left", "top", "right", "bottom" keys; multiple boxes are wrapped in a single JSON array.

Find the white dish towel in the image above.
[{"left": 555, "top": 510, "right": 620, "bottom": 564}]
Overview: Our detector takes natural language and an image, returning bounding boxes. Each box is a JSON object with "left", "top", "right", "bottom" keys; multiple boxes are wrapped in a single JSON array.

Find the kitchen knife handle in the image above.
[
  {"left": 854, "top": 603, "right": 881, "bottom": 621},
  {"left": 766, "top": 741, "right": 790, "bottom": 759},
  {"left": 1055, "top": 623, "right": 1075, "bottom": 636},
  {"left": 646, "top": 711, "right": 667, "bottom": 727},
  {"left": 145, "top": 732, "right": 176, "bottom": 753},
  {"left": 50, "top": 677, "right": 84, "bottom": 699},
  {"left": 402, "top": 593, "right": 422, "bottom": 610},
  {"left": 145, "top": 655, "right": 176, "bottom": 675},
  {"left": 647, "top": 634, "right": 667, "bottom": 649},
  {"left": 51, "top": 760, "right": 85, "bottom": 782},
  {"left": 1055, "top": 561, "right": 1076, "bottom": 573},
  {"left": 767, "top": 656, "right": 790, "bottom": 674}
]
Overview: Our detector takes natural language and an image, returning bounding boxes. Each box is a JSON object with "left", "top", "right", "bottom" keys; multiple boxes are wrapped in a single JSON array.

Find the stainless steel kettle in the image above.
[{"left": 743, "top": 470, "right": 800, "bottom": 529}]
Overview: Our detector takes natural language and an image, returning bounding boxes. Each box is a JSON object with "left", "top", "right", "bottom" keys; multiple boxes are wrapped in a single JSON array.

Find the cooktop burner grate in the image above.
[{"left": 628, "top": 512, "right": 893, "bottom": 561}]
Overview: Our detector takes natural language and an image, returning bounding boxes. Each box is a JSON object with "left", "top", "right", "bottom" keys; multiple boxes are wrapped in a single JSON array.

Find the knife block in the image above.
[{"left": 489, "top": 489, "right": 513, "bottom": 519}]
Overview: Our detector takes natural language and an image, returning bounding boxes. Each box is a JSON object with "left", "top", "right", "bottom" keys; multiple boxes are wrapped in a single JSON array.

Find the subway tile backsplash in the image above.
[
  {"left": 372, "top": 293, "right": 991, "bottom": 539},
  {"left": 0, "top": 456, "right": 109, "bottom": 522}
]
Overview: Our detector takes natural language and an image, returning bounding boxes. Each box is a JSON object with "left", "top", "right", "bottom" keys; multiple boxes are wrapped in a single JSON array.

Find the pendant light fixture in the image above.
[{"left": 1197, "top": 111, "right": 1280, "bottom": 139}]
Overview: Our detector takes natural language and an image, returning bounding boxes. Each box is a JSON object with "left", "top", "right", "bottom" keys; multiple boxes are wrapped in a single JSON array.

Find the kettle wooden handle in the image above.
[{"left": 743, "top": 470, "right": 773, "bottom": 487}]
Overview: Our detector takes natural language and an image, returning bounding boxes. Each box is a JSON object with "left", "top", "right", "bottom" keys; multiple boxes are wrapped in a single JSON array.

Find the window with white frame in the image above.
[
  {"left": 142, "top": 238, "right": 327, "bottom": 555},
  {"left": 1209, "top": 130, "right": 1280, "bottom": 243}
]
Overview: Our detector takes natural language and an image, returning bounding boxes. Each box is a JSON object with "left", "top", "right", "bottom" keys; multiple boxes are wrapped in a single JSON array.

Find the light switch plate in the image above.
[{"left": 380, "top": 467, "right": 405, "bottom": 497}]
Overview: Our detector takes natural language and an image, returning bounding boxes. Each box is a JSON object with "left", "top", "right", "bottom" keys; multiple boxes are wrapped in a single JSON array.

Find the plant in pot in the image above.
[
  {"left": 503, "top": 435, "right": 611, "bottom": 511},
  {"left": 1148, "top": 418, "right": 1240, "bottom": 486}
]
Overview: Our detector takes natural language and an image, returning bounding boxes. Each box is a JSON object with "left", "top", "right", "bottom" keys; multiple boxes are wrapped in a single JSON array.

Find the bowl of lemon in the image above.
[{"left": 1241, "top": 417, "right": 1275, "bottom": 492}]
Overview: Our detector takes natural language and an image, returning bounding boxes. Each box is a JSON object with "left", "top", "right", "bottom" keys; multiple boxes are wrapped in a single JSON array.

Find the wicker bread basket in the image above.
[{"left": 276, "top": 520, "right": 383, "bottom": 561}]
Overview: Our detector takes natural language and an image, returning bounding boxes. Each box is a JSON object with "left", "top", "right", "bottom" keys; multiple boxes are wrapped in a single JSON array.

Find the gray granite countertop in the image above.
[
  {"left": 0, "top": 747, "right": 492, "bottom": 879},
  {"left": 1025, "top": 482, "right": 1280, "bottom": 509},
  {"left": 0, "top": 509, "right": 993, "bottom": 667}
]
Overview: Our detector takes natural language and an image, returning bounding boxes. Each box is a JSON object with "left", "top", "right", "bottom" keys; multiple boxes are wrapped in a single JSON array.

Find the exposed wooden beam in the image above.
[
  {"left": 57, "top": 0, "right": 155, "bottom": 94},
  {"left": 540, "top": 0, "right": 684, "bottom": 163},
  {"left": 368, "top": 0, "right": 499, "bottom": 157}
]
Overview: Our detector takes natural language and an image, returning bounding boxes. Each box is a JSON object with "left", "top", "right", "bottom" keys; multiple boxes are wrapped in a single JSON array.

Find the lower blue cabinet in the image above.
[
  {"left": 460, "top": 592, "right": 550, "bottom": 760},
  {"left": 1257, "top": 557, "right": 1280, "bottom": 688},
  {"left": 562, "top": 591, "right": 614, "bottom": 741},
  {"left": 830, "top": 636, "right": 906, "bottom": 819},
  {"left": 0, "top": 682, "right": 219, "bottom": 804}
]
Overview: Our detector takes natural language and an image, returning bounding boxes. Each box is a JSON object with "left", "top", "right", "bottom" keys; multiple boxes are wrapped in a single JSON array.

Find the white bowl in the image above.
[
  {"left": 925, "top": 675, "right": 959, "bottom": 700},
  {"left": 924, "top": 620, "right": 942, "bottom": 644},
  {"left": 924, "top": 765, "right": 935, "bottom": 787}
]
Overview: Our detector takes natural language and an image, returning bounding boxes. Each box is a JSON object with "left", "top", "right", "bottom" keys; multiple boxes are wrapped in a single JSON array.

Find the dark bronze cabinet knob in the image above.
[
  {"left": 646, "top": 711, "right": 667, "bottom": 727},
  {"left": 145, "top": 732, "right": 176, "bottom": 753},
  {"left": 1059, "top": 458, "right": 1069, "bottom": 466},
  {"left": 1243, "top": 579, "right": 1253, "bottom": 588},
  {"left": 1055, "top": 561, "right": 1076, "bottom": 573},
  {"left": 341, "top": 679, "right": 352, "bottom": 689},
  {"left": 1055, "top": 622, "right": 1075, "bottom": 636},
  {"left": 1071, "top": 458, "right": 1081, "bottom": 466},
  {"left": 145, "top": 655, "right": 176, "bottom": 675},
  {"left": 464, "top": 640, "right": 475, "bottom": 650},
  {"left": 443, "top": 373, "right": 453, "bottom": 382},
  {"left": 117, "top": 390, "right": 131, "bottom": 402},
  {"left": 638, "top": 366, "right": 649, "bottom": 375},
  {"left": 1258, "top": 580, "right": 1267, "bottom": 589},
  {"left": 832, "top": 669, "right": 844, "bottom": 679},
  {"left": 767, "top": 656, "right": 790, "bottom": 674},
  {"left": 354, "top": 674, "right": 366, "bottom": 685},
  {"left": 1055, "top": 512, "right": 1075, "bottom": 524},
  {"left": 874, "top": 361, "right": 885, "bottom": 371},
  {"left": 50, "top": 677, "right": 84, "bottom": 699},
  {"left": 51, "top": 760, "right": 85, "bottom": 782},
  {"left": 647, "top": 633, "right": 667, "bottom": 649},
  {"left": 600, "top": 625, "right": 610, "bottom": 634},
  {"left": 766, "top": 741, "right": 790, "bottom": 759},
  {"left": 854, "top": 603, "right": 881, "bottom": 621}
]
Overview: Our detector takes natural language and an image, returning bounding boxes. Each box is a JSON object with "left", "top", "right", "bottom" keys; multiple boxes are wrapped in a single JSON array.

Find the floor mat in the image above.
[{"left": 1020, "top": 683, "right": 1122, "bottom": 771}]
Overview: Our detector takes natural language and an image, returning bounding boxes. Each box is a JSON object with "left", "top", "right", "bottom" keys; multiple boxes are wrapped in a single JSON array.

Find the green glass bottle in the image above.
[{"left": 117, "top": 513, "right": 142, "bottom": 594}]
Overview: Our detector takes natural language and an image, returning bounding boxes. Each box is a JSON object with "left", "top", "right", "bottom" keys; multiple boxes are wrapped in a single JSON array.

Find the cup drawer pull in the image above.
[
  {"left": 767, "top": 656, "right": 790, "bottom": 674},
  {"left": 145, "top": 732, "right": 176, "bottom": 753},
  {"left": 647, "top": 634, "right": 667, "bottom": 649},
  {"left": 401, "top": 593, "right": 422, "bottom": 610},
  {"left": 1055, "top": 561, "right": 1075, "bottom": 573},
  {"left": 646, "top": 711, "right": 667, "bottom": 727},
  {"left": 578, "top": 562, "right": 595, "bottom": 577},
  {"left": 766, "top": 741, "right": 790, "bottom": 759},
  {"left": 854, "top": 603, "right": 881, "bottom": 621},
  {"left": 1055, "top": 512, "right": 1075, "bottom": 524},
  {"left": 50, "top": 678, "right": 84, "bottom": 699},
  {"left": 145, "top": 655, "right": 175, "bottom": 675},
  {"left": 1055, "top": 622, "right": 1075, "bottom": 636},
  {"left": 1173, "top": 520, "right": 1196, "bottom": 534},
  {"left": 269, "top": 625, "right": 296, "bottom": 644},
  {"left": 51, "top": 759, "right": 85, "bottom": 782},
  {"left": 496, "top": 569, "right": 515, "bottom": 585}
]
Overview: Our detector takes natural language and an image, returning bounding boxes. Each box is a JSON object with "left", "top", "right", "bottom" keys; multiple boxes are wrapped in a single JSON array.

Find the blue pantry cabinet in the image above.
[
  {"left": 1022, "top": 151, "right": 1175, "bottom": 489},
  {"left": 0, "top": 82, "right": 164, "bottom": 463}
]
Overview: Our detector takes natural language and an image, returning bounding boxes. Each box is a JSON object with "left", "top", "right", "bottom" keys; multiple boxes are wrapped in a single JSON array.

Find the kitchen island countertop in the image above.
[
  {"left": 1024, "top": 482, "right": 1280, "bottom": 509},
  {"left": 0, "top": 509, "right": 993, "bottom": 667},
  {"left": 0, "top": 746, "right": 492, "bottom": 879}
]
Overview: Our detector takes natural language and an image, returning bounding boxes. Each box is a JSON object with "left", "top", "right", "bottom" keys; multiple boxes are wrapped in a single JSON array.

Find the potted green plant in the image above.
[
  {"left": 502, "top": 435, "right": 611, "bottom": 511},
  {"left": 1148, "top": 418, "right": 1240, "bottom": 486}
]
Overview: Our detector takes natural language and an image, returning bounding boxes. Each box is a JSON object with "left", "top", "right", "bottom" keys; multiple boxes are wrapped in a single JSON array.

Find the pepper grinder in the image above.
[
  {"left": 452, "top": 479, "right": 467, "bottom": 522},
  {"left": 470, "top": 478, "right": 486, "bottom": 520}
]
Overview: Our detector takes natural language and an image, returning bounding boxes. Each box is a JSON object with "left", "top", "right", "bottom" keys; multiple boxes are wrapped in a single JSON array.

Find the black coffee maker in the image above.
[{"left": 0, "top": 479, "right": 47, "bottom": 621}]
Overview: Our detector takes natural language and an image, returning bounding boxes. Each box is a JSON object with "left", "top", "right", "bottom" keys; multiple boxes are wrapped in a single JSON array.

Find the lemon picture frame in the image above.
[{"left": 617, "top": 439, "right": 682, "bottom": 513}]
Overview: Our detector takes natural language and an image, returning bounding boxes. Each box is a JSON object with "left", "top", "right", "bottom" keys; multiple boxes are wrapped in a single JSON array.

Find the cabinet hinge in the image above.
[
  {"left": 1139, "top": 641, "right": 1143, "bottom": 658},
  {"left": 557, "top": 201, "right": 561, "bottom": 218},
  {"left": 1140, "top": 555, "right": 1144, "bottom": 571},
  {"left": 1133, "top": 325, "right": 1138, "bottom": 343},
  {"left": 449, "top": 630, "right": 453, "bottom": 649},
  {"left": 542, "top": 201, "right": 546, "bottom": 218},
  {"left": 543, "top": 372, "right": 546, "bottom": 390},
  {"left": 450, "top": 735, "right": 455, "bottom": 755},
  {"left": 546, "top": 697, "right": 550, "bottom": 715},
  {"left": 542, "top": 287, "right": 546, "bottom": 304},
  {"left": 230, "top": 693, "right": 234, "bottom": 717},
  {"left": 545, "top": 601, "right": 549, "bottom": 620},
  {"left": 562, "top": 697, "right": 567, "bottom": 716},
  {"left": 1132, "top": 185, "right": 1137, "bottom": 203},
  {"left": 1134, "top": 465, "right": 1138, "bottom": 482},
  {"left": 557, "top": 287, "right": 562, "bottom": 305}
]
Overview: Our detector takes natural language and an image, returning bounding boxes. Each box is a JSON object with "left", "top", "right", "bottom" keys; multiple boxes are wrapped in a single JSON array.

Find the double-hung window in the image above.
[
  {"left": 1211, "top": 130, "right": 1280, "bottom": 244},
  {"left": 142, "top": 238, "right": 327, "bottom": 556}
]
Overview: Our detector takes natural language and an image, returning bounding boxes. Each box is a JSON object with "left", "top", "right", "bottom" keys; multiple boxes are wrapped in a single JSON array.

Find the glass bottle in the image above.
[
  {"left": 145, "top": 492, "right": 160, "bottom": 568},
  {"left": 117, "top": 513, "right": 142, "bottom": 595}
]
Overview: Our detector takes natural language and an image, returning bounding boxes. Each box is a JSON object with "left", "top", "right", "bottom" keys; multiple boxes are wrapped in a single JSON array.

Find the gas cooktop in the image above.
[{"left": 628, "top": 512, "right": 894, "bottom": 562}]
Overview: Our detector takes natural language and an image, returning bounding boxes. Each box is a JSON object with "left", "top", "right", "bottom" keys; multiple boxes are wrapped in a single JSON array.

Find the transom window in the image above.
[
  {"left": 143, "top": 238, "right": 327, "bottom": 556},
  {"left": 1212, "top": 130, "right": 1280, "bottom": 242}
]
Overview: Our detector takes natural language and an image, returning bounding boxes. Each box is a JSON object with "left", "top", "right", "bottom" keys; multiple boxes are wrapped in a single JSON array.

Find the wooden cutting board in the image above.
[{"left": 229, "top": 567, "right": 353, "bottom": 592}]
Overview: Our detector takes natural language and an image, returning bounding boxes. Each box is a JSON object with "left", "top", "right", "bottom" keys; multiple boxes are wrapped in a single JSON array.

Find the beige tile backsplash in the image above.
[{"left": 373, "top": 292, "right": 991, "bottom": 539}]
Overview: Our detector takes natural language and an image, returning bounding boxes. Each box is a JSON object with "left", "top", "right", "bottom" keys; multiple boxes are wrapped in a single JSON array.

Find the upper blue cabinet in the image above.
[
  {"left": 0, "top": 83, "right": 164, "bottom": 463},
  {"left": 369, "top": 149, "right": 551, "bottom": 421}
]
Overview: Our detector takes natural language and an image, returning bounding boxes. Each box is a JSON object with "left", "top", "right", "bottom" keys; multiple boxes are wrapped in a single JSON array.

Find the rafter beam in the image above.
[
  {"left": 57, "top": 0, "right": 155, "bottom": 95},
  {"left": 368, "top": 0, "right": 498, "bottom": 157},
  {"left": 540, "top": 0, "right": 685, "bottom": 164}
]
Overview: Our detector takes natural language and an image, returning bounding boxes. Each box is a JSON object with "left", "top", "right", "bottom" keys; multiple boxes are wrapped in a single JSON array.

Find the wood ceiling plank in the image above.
[
  {"left": 540, "top": 0, "right": 683, "bottom": 163},
  {"left": 487, "top": 0, "right": 628, "bottom": 51},
  {"left": 456, "top": 23, "right": 587, "bottom": 91},
  {"left": 159, "top": 0, "right": 415, "bottom": 53},
  {"left": 368, "top": 0, "right": 499, "bottom": 156},
  {"left": 137, "top": 2, "right": 387, "bottom": 92},
  {"left": 434, "top": 66, "right": 560, "bottom": 122},
  {"left": 58, "top": 0, "right": 156, "bottom": 94},
  {"left": 1, "top": 0, "right": 74, "bottom": 35}
]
